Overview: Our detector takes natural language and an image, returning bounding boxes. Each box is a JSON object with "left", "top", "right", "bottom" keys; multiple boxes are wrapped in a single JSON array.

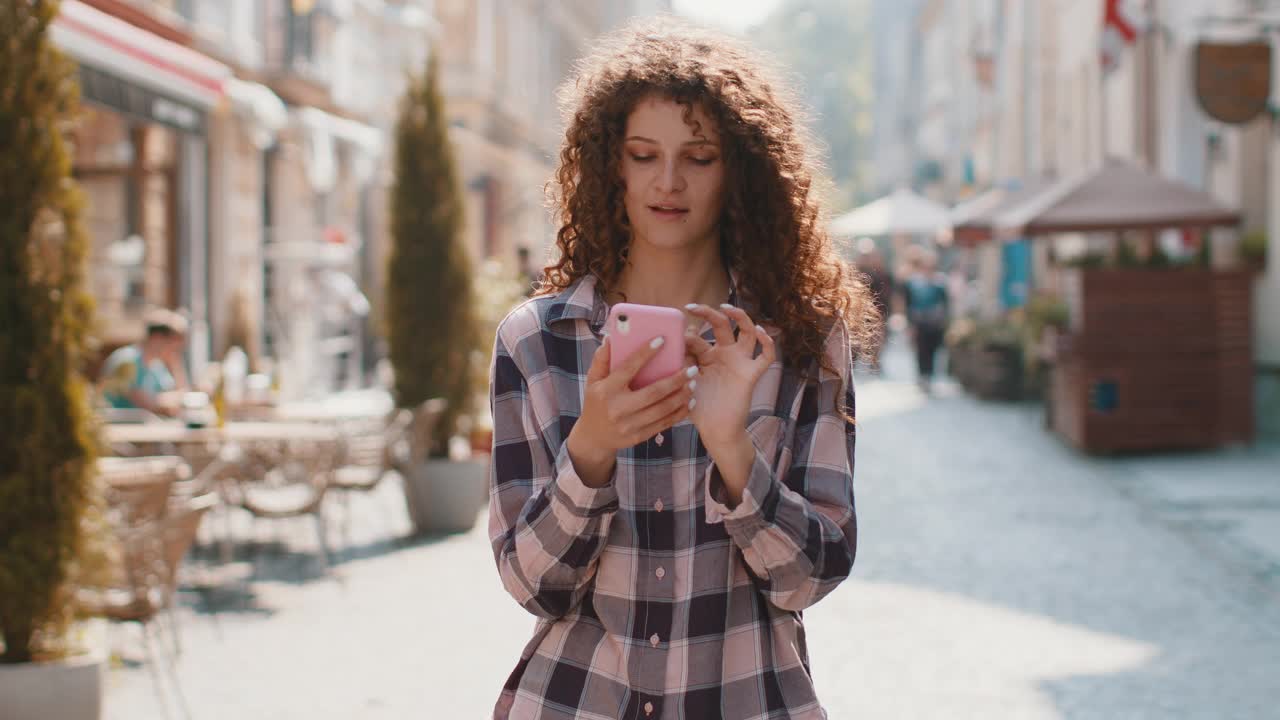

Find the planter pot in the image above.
[
  {"left": 0, "top": 622, "right": 107, "bottom": 720},
  {"left": 970, "top": 345, "right": 1024, "bottom": 401},
  {"left": 401, "top": 456, "right": 489, "bottom": 534}
]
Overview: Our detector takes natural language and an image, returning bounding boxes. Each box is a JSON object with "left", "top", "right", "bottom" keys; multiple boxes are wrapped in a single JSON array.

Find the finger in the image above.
[
  {"left": 720, "top": 304, "right": 757, "bottom": 350},
  {"left": 685, "top": 333, "right": 714, "bottom": 363},
  {"left": 621, "top": 380, "right": 695, "bottom": 432},
  {"left": 631, "top": 402, "right": 692, "bottom": 444},
  {"left": 606, "top": 334, "right": 668, "bottom": 390},
  {"left": 754, "top": 324, "right": 777, "bottom": 371},
  {"left": 684, "top": 303, "right": 735, "bottom": 346},
  {"left": 617, "top": 364, "right": 698, "bottom": 415},
  {"left": 586, "top": 335, "right": 611, "bottom": 383}
]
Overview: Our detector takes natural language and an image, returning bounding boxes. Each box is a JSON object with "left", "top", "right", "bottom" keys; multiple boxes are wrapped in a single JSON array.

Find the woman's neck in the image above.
[{"left": 612, "top": 240, "right": 731, "bottom": 309}]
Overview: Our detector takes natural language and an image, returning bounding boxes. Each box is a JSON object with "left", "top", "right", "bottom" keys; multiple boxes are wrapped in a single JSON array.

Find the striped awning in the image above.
[{"left": 52, "top": 0, "right": 231, "bottom": 110}]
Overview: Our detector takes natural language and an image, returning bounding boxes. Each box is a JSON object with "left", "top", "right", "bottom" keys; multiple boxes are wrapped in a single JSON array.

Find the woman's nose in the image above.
[{"left": 655, "top": 159, "right": 685, "bottom": 193}]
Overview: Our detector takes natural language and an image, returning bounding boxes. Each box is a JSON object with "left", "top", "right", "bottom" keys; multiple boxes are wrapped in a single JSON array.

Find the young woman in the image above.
[{"left": 488, "top": 18, "right": 877, "bottom": 720}]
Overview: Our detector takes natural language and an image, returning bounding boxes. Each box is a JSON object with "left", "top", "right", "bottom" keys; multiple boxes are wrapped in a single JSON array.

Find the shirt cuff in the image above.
[
  {"left": 551, "top": 441, "right": 620, "bottom": 518},
  {"left": 703, "top": 445, "right": 777, "bottom": 532}
]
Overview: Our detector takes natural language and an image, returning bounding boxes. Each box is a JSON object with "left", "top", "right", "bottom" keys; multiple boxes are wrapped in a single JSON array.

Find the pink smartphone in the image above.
[{"left": 606, "top": 302, "right": 687, "bottom": 390}]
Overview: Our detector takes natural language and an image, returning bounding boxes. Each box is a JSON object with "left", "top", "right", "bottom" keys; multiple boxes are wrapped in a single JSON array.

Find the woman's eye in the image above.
[
  {"left": 688, "top": 156, "right": 716, "bottom": 166},
  {"left": 629, "top": 154, "right": 656, "bottom": 163}
]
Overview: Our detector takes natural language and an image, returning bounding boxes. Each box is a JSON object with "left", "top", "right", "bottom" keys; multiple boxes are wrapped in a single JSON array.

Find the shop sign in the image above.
[
  {"left": 1194, "top": 42, "right": 1271, "bottom": 125},
  {"left": 78, "top": 64, "right": 206, "bottom": 134}
]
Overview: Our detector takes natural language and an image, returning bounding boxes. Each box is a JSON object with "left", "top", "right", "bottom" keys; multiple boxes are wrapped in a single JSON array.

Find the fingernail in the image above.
[
  {"left": 688, "top": 379, "right": 697, "bottom": 392},
  {"left": 755, "top": 324, "right": 766, "bottom": 334},
  {"left": 684, "top": 303, "right": 699, "bottom": 310},
  {"left": 685, "top": 366, "right": 699, "bottom": 378},
  {"left": 719, "top": 303, "right": 735, "bottom": 310},
  {"left": 649, "top": 336, "right": 665, "bottom": 349},
  {"left": 688, "top": 398, "right": 697, "bottom": 410}
]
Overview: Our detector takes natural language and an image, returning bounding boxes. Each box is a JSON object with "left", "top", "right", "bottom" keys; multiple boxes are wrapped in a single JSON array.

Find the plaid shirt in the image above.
[{"left": 488, "top": 274, "right": 857, "bottom": 720}]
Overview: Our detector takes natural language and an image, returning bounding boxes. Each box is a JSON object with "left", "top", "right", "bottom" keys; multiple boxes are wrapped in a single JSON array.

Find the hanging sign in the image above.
[{"left": 1194, "top": 42, "right": 1272, "bottom": 125}]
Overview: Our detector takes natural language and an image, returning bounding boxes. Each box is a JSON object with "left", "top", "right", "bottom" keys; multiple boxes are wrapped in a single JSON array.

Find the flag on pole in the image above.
[{"left": 1101, "top": 0, "right": 1146, "bottom": 73}]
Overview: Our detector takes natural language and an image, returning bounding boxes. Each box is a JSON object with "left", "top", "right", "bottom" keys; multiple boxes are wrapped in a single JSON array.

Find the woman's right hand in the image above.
[{"left": 566, "top": 335, "right": 698, "bottom": 488}]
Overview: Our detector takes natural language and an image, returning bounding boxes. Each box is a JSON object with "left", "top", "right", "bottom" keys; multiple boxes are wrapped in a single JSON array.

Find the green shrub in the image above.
[
  {"left": 385, "top": 52, "right": 478, "bottom": 455},
  {"left": 1022, "top": 292, "right": 1069, "bottom": 375},
  {"left": 0, "top": 0, "right": 100, "bottom": 663}
]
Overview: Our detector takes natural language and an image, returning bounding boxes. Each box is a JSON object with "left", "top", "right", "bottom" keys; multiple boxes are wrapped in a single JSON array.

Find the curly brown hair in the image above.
[{"left": 541, "top": 16, "right": 878, "bottom": 397}]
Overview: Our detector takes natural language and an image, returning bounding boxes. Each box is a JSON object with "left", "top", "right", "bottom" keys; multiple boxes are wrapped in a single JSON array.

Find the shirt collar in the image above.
[{"left": 545, "top": 274, "right": 606, "bottom": 332}]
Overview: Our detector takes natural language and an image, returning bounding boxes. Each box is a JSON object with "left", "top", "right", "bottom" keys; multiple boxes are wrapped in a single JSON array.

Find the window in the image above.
[{"left": 286, "top": 3, "right": 316, "bottom": 72}]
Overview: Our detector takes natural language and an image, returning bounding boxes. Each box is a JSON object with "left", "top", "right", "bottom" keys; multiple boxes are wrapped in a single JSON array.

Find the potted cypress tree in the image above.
[
  {"left": 0, "top": 2, "right": 108, "bottom": 717},
  {"left": 385, "top": 52, "right": 486, "bottom": 534}
]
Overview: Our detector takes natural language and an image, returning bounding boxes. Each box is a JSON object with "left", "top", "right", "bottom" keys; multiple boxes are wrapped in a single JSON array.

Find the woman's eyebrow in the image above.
[{"left": 624, "top": 135, "right": 720, "bottom": 147}]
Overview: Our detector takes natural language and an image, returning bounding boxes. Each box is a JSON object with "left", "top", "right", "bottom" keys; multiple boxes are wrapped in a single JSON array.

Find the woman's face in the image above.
[{"left": 620, "top": 95, "right": 725, "bottom": 255}]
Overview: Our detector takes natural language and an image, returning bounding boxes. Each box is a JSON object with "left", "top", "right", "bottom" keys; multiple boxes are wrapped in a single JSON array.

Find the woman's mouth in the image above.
[{"left": 649, "top": 204, "right": 689, "bottom": 220}]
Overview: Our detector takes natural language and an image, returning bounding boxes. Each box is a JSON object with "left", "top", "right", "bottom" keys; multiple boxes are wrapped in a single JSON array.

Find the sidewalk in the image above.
[
  {"left": 1094, "top": 443, "right": 1280, "bottom": 589},
  {"left": 877, "top": 330, "right": 1280, "bottom": 595},
  {"left": 101, "top": 345, "right": 1280, "bottom": 719}
]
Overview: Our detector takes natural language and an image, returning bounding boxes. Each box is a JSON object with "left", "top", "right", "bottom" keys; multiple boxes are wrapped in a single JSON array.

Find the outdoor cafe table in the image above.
[
  {"left": 103, "top": 420, "right": 338, "bottom": 447},
  {"left": 104, "top": 421, "right": 343, "bottom": 567}
]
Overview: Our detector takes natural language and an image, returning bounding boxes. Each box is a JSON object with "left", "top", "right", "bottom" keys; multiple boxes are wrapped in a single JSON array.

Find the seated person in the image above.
[{"left": 99, "top": 309, "right": 189, "bottom": 415}]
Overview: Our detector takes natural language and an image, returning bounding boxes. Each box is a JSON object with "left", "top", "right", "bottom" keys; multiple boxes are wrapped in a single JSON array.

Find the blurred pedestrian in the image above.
[
  {"left": 487, "top": 17, "right": 869, "bottom": 720},
  {"left": 856, "top": 238, "right": 892, "bottom": 370},
  {"left": 900, "top": 246, "right": 949, "bottom": 393},
  {"left": 98, "top": 308, "right": 190, "bottom": 415}
]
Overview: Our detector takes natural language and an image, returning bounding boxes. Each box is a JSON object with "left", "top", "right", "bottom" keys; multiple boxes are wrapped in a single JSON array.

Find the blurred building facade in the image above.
[
  {"left": 432, "top": 0, "right": 671, "bottom": 273},
  {"left": 55, "top": 0, "right": 670, "bottom": 399},
  {"left": 874, "top": 0, "right": 1280, "bottom": 432},
  {"left": 54, "top": 0, "right": 427, "bottom": 396},
  {"left": 870, "top": 0, "right": 929, "bottom": 192}
]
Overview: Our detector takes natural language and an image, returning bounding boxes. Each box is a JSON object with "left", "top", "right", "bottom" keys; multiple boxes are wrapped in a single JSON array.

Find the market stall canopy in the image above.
[
  {"left": 948, "top": 178, "right": 1053, "bottom": 246},
  {"left": 994, "top": 158, "right": 1241, "bottom": 237},
  {"left": 830, "top": 187, "right": 951, "bottom": 238}
]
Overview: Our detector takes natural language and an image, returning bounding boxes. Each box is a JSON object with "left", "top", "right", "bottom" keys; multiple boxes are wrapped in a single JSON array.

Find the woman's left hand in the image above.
[{"left": 683, "top": 303, "right": 776, "bottom": 453}]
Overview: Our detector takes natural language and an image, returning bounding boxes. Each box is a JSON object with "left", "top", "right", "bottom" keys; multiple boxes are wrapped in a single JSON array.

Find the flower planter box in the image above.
[
  {"left": 949, "top": 342, "right": 1025, "bottom": 402},
  {"left": 1049, "top": 268, "right": 1254, "bottom": 453},
  {"left": 968, "top": 345, "right": 1024, "bottom": 401}
]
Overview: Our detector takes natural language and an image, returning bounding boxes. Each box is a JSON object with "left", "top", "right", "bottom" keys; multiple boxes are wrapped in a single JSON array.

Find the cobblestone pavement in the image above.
[{"left": 105, "top": 345, "right": 1280, "bottom": 719}]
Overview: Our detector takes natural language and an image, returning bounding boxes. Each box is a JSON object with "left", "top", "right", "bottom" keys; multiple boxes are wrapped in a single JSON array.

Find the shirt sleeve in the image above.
[
  {"left": 704, "top": 322, "right": 858, "bottom": 612},
  {"left": 487, "top": 314, "right": 619, "bottom": 620}
]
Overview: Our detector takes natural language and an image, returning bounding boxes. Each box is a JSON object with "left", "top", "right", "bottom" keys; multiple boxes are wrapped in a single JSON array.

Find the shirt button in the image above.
[
  {"left": 654, "top": 498, "right": 664, "bottom": 512},
  {"left": 644, "top": 701, "right": 654, "bottom": 715},
  {"left": 655, "top": 566, "right": 665, "bottom": 579},
  {"left": 650, "top": 633, "right": 660, "bottom": 647},
  {"left": 654, "top": 432, "right": 664, "bottom": 446}
]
